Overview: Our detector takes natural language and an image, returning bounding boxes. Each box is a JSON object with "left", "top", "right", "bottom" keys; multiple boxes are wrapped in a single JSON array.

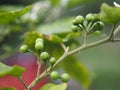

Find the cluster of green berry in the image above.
[
  {"left": 72, "top": 13, "right": 104, "bottom": 34},
  {"left": 50, "top": 71, "right": 69, "bottom": 82},
  {"left": 20, "top": 38, "right": 69, "bottom": 83},
  {"left": 20, "top": 38, "right": 56, "bottom": 65}
]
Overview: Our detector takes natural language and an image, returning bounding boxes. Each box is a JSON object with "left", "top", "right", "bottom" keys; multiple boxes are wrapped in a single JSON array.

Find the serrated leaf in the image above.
[
  {"left": 0, "top": 87, "right": 16, "bottom": 90},
  {"left": 40, "top": 83, "right": 67, "bottom": 90},
  {"left": 62, "top": 56, "right": 91, "bottom": 89},
  {"left": 0, "top": 62, "right": 25, "bottom": 77},
  {"left": 0, "top": 5, "right": 32, "bottom": 24},
  {"left": 100, "top": 3, "right": 120, "bottom": 24}
]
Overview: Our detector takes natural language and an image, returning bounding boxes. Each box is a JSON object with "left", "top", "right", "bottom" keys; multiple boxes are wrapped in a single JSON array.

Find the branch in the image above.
[{"left": 27, "top": 24, "right": 120, "bottom": 89}]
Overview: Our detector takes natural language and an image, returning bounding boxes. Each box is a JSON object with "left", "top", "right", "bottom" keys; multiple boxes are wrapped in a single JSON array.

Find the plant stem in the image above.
[
  {"left": 109, "top": 24, "right": 117, "bottom": 41},
  {"left": 27, "top": 37, "right": 110, "bottom": 89},
  {"left": 18, "top": 77, "right": 28, "bottom": 89},
  {"left": 27, "top": 24, "right": 119, "bottom": 89},
  {"left": 37, "top": 51, "right": 41, "bottom": 77},
  {"left": 114, "top": 23, "right": 120, "bottom": 35}
]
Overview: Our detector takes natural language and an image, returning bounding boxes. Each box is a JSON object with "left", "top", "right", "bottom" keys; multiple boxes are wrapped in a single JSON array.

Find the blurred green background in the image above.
[{"left": 0, "top": 0, "right": 120, "bottom": 90}]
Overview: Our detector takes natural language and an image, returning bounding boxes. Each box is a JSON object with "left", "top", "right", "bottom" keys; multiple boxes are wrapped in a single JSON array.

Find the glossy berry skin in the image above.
[
  {"left": 20, "top": 45, "right": 28, "bottom": 53},
  {"left": 35, "top": 42, "right": 44, "bottom": 50},
  {"left": 85, "top": 13, "right": 95, "bottom": 22},
  {"left": 35, "top": 38, "right": 44, "bottom": 44},
  {"left": 49, "top": 57, "right": 56, "bottom": 65},
  {"left": 50, "top": 71, "right": 59, "bottom": 80},
  {"left": 73, "top": 15, "right": 84, "bottom": 25},
  {"left": 40, "top": 52, "right": 49, "bottom": 60},
  {"left": 61, "top": 73, "right": 69, "bottom": 82}
]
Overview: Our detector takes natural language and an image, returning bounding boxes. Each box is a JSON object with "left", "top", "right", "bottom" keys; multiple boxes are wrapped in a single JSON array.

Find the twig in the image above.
[{"left": 18, "top": 77, "right": 28, "bottom": 89}]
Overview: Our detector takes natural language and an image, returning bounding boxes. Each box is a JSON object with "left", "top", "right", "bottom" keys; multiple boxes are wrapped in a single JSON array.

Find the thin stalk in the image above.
[
  {"left": 18, "top": 77, "right": 28, "bottom": 89},
  {"left": 37, "top": 51, "right": 42, "bottom": 77},
  {"left": 83, "top": 31, "right": 88, "bottom": 46},
  {"left": 114, "top": 23, "right": 120, "bottom": 35},
  {"left": 109, "top": 24, "right": 117, "bottom": 41}
]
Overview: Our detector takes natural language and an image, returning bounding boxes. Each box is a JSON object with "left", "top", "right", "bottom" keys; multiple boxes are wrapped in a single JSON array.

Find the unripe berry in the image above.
[
  {"left": 73, "top": 15, "right": 84, "bottom": 25},
  {"left": 97, "top": 21, "right": 104, "bottom": 30},
  {"left": 20, "top": 45, "right": 28, "bottom": 53},
  {"left": 49, "top": 57, "right": 56, "bottom": 65},
  {"left": 92, "top": 21, "right": 104, "bottom": 30},
  {"left": 35, "top": 42, "right": 44, "bottom": 50},
  {"left": 72, "top": 25, "right": 79, "bottom": 32},
  {"left": 61, "top": 73, "right": 69, "bottom": 82},
  {"left": 35, "top": 38, "right": 44, "bottom": 44},
  {"left": 50, "top": 71, "right": 59, "bottom": 80},
  {"left": 85, "top": 13, "right": 95, "bottom": 22},
  {"left": 40, "top": 52, "right": 49, "bottom": 60}
]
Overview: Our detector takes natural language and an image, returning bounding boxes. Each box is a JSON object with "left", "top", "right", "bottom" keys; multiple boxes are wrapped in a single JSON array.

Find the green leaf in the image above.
[
  {"left": 100, "top": 3, "right": 120, "bottom": 24},
  {"left": 0, "top": 5, "right": 32, "bottom": 24},
  {"left": 49, "top": 0, "right": 61, "bottom": 6},
  {"left": 47, "top": 34, "right": 63, "bottom": 44},
  {"left": 0, "top": 87, "right": 16, "bottom": 90},
  {"left": 67, "top": 0, "right": 95, "bottom": 8},
  {"left": 62, "top": 56, "right": 91, "bottom": 89},
  {"left": 63, "top": 32, "right": 80, "bottom": 42},
  {"left": 36, "top": 18, "right": 73, "bottom": 34},
  {"left": 0, "top": 62, "right": 25, "bottom": 77},
  {"left": 40, "top": 83, "right": 67, "bottom": 90}
]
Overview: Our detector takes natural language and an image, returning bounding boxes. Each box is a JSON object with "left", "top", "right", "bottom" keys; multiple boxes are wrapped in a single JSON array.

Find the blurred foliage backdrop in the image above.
[{"left": 0, "top": 0, "right": 120, "bottom": 90}]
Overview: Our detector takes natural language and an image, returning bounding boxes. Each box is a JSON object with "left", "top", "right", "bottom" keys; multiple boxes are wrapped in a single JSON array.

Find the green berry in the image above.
[
  {"left": 20, "top": 45, "right": 28, "bottom": 53},
  {"left": 85, "top": 13, "right": 95, "bottom": 22},
  {"left": 72, "top": 25, "right": 79, "bottom": 32},
  {"left": 98, "top": 21, "right": 104, "bottom": 30},
  {"left": 40, "top": 52, "right": 49, "bottom": 60},
  {"left": 35, "top": 42, "right": 44, "bottom": 50},
  {"left": 92, "top": 21, "right": 104, "bottom": 30},
  {"left": 35, "top": 38, "right": 44, "bottom": 44},
  {"left": 61, "top": 73, "right": 69, "bottom": 82},
  {"left": 50, "top": 71, "right": 59, "bottom": 80},
  {"left": 73, "top": 15, "right": 84, "bottom": 25},
  {"left": 49, "top": 57, "right": 56, "bottom": 65},
  {"left": 76, "top": 15, "right": 84, "bottom": 24}
]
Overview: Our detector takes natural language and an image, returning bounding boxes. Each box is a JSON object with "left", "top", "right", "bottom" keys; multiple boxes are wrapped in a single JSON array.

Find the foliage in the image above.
[
  {"left": 0, "top": 0, "right": 120, "bottom": 90},
  {"left": 40, "top": 83, "right": 67, "bottom": 90},
  {"left": 0, "top": 62, "right": 25, "bottom": 77},
  {"left": 100, "top": 3, "right": 120, "bottom": 24}
]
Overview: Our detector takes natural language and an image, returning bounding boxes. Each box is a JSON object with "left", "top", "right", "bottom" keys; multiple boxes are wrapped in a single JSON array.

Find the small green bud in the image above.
[
  {"left": 49, "top": 57, "right": 56, "bottom": 65},
  {"left": 35, "top": 42, "right": 44, "bottom": 50},
  {"left": 61, "top": 73, "right": 69, "bottom": 82},
  {"left": 72, "top": 25, "right": 79, "bottom": 32},
  {"left": 50, "top": 71, "right": 59, "bottom": 80},
  {"left": 73, "top": 15, "right": 84, "bottom": 25},
  {"left": 20, "top": 45, "right": 28, "bottom": 53},
  {"left": 40, "top": 52, "right": 49, "bottom": 60},
  {"left": 35, "top": 38, "right": 44, "bottom": 44},
  {"left": 85, "top": 13, "right": 95, "bottom": 22}
]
